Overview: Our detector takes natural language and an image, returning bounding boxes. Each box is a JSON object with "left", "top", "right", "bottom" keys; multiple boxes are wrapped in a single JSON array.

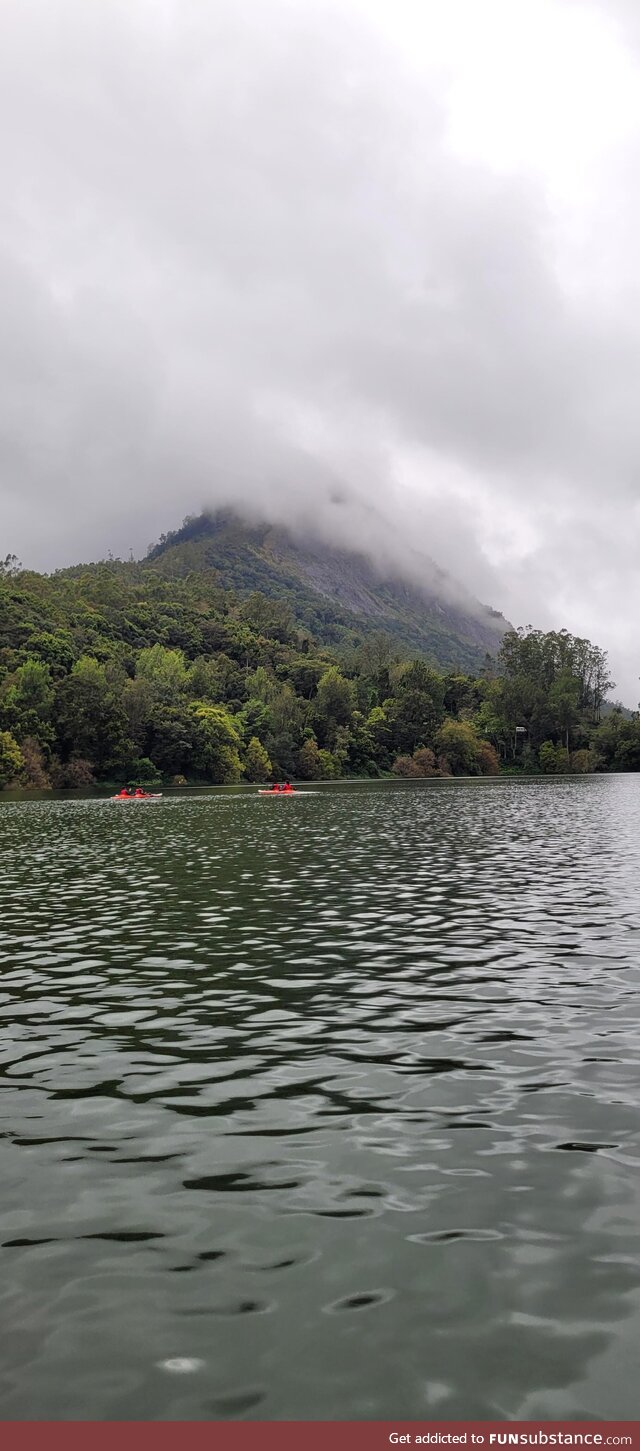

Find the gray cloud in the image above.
[{"left": 0, "top": 0, "right": 638, "bottom": 700}]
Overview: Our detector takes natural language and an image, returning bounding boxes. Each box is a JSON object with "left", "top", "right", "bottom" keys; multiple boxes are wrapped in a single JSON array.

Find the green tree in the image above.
[
  {"left": 123, "top": 676, "right": 155, "bottom": 750},
  {"left": 136, "top": 645, "right": 188, "bottom": 697},
  {"left": 366, "top": 705, "right": 393, "bottom": 769},
  {"left": 54, "top": 657, "right": 132, "bottom": 774},
  {"left": 25, "top": 630, "right": 76, "bottom": 677},
  {"left": 474, "top": 685, "right": 511, "bottom": 760},
  {"left": 189, "top": 653, "right": 246, "bottom": 706},
  {"left": 388, "top": 661, "right": 445, "bottom": 754},
  {"left": 1, "top": 657, "right": 55, "bottom": 747},
  {"left": 245, "top": 665, "right": 280, "bottom": 704},
  {"left": 265, "top": 686, "right": 305, "bottom": 774},
  {"left": 436, "top": 719, "right": 485, "bottom": 775},
  {"left": 539, "top": 740, "right": 567, "bottom": 774},
  {"left": 0, "top": 554, "right": 21, "bottom": 576},
  {"left": 244, "top": 736, "right": 273, "bottom": 782},
  {"left": 0, "top": 730, "right": 24, "bottom": 786},
  {"left": 238, "top": 592, "right": 295, "bottom": 642},
  {"left": 317, "top": 749, "right": 340, "bottom": 778},
  {"left": 347, "top": 710, "right": 375, "bottom": 774},
  {"left": 592, "top": 714, "right": 640, "bottom": 772},
  {"left": 313, "top": 667, "right": 356, "bottom": 748},
  {"left": 282, "top": 657, "right": 327, "bottom": 700},
  {"left": 146, "top": 703, "right": 197, "bottom": 775},
  {"left": 134, "top": 757, "right": 163, "bottom": 786},
  {"left": 238, "top": 697, "right": 272, "bottom": 744},
  {"left": 548, "top": 671, "right": 582, "bottom": 759},
  {"left": 352, "top": 632, "right": 399, "bottom": 702},
  {"left": 296, "top": 737, "right": 322, "bottom": 779},
  {"left": 192, "top": 704, "right": 243, "bottom": 783},
  {"left": 498, "top": 627, "right": 615, "bottom": 746},
  {"left": 443, "top": 674, "right": 480, "bottom": 716}
]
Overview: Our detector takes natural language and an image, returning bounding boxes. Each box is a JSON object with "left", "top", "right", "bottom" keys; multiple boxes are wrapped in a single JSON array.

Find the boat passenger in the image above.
[
  {"left": 282, "top": 781, "right": 293, "bottom": 792},
  {"left": 271, "top": 782, "right": 281, "bottom": 792}
]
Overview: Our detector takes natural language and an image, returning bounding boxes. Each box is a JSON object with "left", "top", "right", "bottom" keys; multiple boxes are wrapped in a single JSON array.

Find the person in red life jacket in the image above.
[
  {"left": 134, "top": 788, "right": 146, "bottom": 797},
  {"left": 117, "top": 787, "right": 131, "bottom": 797},
  {"left": 271, "top": 782, "right": 281, "bottom": 792},
  {"left": 282, "top": 782, "right": 293, "bottom": 792}
]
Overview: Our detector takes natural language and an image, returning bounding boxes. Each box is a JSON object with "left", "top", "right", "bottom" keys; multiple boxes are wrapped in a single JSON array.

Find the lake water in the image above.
[{"left": 1, "top": 777, "right": 640, "bottom": 1422}]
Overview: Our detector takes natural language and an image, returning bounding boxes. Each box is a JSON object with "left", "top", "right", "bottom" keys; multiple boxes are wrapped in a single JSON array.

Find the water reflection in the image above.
[{"left": 0, "top": 778, "right": 639, "bottom": 1419}]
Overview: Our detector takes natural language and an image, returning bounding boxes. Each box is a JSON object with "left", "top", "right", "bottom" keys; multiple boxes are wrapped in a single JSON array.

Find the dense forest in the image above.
[{"left": 0, "top": 549, "right": 638, "bottom": 788}]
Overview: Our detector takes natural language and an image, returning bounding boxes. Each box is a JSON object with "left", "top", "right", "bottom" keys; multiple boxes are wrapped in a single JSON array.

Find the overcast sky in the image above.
[{"left": 1, "top": 0, "right": 639, "bottom": 701}]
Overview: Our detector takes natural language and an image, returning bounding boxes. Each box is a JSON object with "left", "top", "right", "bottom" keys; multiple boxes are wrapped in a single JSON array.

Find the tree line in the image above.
[{"left": 0, "top": 555, "right": 638, "bottom": 787}]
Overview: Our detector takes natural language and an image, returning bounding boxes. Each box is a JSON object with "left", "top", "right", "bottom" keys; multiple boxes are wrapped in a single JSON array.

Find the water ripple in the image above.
[{"left": 1, "top": 777, "right": 640, "bottom": 1419}]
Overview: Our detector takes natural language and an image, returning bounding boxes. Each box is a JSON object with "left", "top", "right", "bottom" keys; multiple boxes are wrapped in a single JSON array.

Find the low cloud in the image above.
[{"left": 0, "top": 0, "right": 638, "bottom": 700}]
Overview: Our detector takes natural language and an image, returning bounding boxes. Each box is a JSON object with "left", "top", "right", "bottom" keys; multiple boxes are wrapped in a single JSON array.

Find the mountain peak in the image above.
[{"left": 145, "top": 510, "right": 508, "bottom": 672}]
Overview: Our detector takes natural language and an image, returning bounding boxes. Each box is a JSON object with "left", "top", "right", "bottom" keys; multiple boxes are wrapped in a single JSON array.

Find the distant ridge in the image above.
[{"left": 146, "top": 510, "right": 509, "bottom": 672}]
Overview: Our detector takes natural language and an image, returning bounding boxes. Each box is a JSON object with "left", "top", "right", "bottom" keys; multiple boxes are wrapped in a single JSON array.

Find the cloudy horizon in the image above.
[{"left": 1, "top": 0, "right": 639, "bottom": 702}]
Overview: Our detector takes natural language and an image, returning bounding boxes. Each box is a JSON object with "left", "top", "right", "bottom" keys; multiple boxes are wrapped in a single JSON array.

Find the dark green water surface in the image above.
[{"left": 1, "top": 777, "right": 640, "bottom": 1421}]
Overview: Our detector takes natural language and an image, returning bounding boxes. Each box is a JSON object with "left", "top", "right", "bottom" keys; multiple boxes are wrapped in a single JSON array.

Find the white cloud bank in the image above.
[{"left": 0, "top": 0, "right": 639, "bottom": 700}]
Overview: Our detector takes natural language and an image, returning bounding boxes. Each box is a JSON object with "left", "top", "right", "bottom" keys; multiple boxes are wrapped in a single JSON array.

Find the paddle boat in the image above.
[
  {"left": 111, "top": 789, "right": 162, "bottom": 802},
  {"left": 258, "top": 783, "right": 299, "bottom": 795}
]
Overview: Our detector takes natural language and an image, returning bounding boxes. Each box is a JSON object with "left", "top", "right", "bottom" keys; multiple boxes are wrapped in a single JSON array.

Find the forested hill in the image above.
[
  {"left": 146, "top": 511, "right": 508, "bottom": 673},
  {"left": 1, "top": 518, "right": 637, "bottom": 789}
]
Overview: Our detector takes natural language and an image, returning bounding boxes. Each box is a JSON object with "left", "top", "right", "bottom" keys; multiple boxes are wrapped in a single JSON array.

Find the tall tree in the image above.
[
  {"left": 244, "top": 736, "right": 273, "bottom": 782},
  {"left": 191, "top": 705, "right": 243, "bottom": 783},
  {"left": 0, "top": 731, "right": 23, "bottom": 786},
  {"left": 313, "top": 667, "right": 356, "bottom": 748},
  {"left": 1, "top": 658, "right": 54, "bottom": 748},
  {"left": 54, "top": 657, "right": 132, "bottom": 774}
]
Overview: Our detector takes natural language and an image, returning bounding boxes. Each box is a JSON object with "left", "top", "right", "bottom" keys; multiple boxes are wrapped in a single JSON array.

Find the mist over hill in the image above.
[{"left": 146, "top": 510, "right": 508, "bottom": 673}]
